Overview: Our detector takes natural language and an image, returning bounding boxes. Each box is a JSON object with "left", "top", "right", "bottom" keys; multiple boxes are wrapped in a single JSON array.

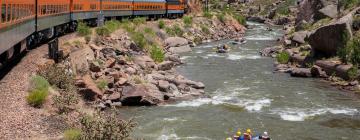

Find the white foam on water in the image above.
[
  {"left": 271, "top": 107, "right": 358, "bottom": 121},
  {"left": 242, "top": 98, "right": 272, "bottom": 112},
  {"left": 195, "top": 50, "right": 204, "bottom": 54},
  {"left": 207, "top": 53, "right": 224, "bottom": 58},
  {"left": 245, "top": 35, "right": 276, "bottom": 41},
  {"left": 163, "top": 117, "right": 179, "bottom": 122},
  {"left": 180, "top": 56, "right": 191, "bottom": 60},
  {"left": 227, "top": 54, "right": 262, "bottom": 60}
]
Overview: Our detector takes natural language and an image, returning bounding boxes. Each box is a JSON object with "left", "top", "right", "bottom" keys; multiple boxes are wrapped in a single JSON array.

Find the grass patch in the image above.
[
  {"left": 133, "top": 17, "right": 146, "bottom": 25},
  {"left": 158, "top": 20, "right": 165, "bottom": 29},
  {"left": 347, "top": 65, "right": 359, "bottom": 80},
  {"left": 165, "top": 24, "right": 183, "bottom": 37},
  {"left": 27, "top": 75, "right": 50, "bottom": 108},
  {"left": 144, "top": 27, "right": 155, "bottom": 36},
  {"left": 64, "top": 129, "right": 81, "bottom": 140},
  {"left": 217, "top": 13, "right": 226, "bottom": 23},
  {"left": 77, "top": 21, "right": 91, "bottom": 36},
  {"left": 95, "top": 27, "right": 111, "bottom": 36},
  {"left": 276, "top": 52, "right": 290, "bottom": 64},
  {"left": 131, "top": 32, "right": 147, "bottom": 49},
  {"left": 183, "top": 16, "right": 193, "bottom": 27},
  {"left": 96, "top": 79, "right": 108, "bottom": 91},
  {"left": 201, "top": 25, "right": 210, "bottom": 34},
  {"left": 150, "top": 46, "right": 165, "bottom": 63},
  {"left": 233, "top": 14, "right": 246, "bottom": 25},
  {"left": 340, "top": 0, "right": 360, "bottom": 9},
  {"left": 203, "top": 11, "right": 213, "bottom": 19}
]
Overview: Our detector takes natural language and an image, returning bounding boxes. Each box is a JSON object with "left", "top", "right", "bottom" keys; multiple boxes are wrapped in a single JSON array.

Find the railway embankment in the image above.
[{"left": 0, "top": 14, "right": 246, "bottom": 139}]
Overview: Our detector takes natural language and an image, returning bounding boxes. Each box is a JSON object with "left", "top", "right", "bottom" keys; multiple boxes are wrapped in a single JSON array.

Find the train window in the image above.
[{"left": 1, "top": 4, "right": 5, "bottom": 23}]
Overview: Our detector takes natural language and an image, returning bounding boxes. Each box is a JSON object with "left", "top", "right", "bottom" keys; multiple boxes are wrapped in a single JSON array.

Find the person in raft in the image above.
[
  {"left": 259, "top": 131, "right": 271, "bottom": 140},
  {"left": 233, "top": 130, "right": 244, "bottom": 140},
  {"left": 243, "top": 129, "right": 252, "bottom": 140}
]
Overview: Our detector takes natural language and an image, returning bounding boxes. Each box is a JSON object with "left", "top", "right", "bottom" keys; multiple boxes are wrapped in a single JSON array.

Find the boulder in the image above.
[
  {"left": 164, "top": 37, "right": 188, "bottom": 47},
  {"left": 275, "top": 64, "right": 291, "bottom": 73},
  {"left": 157, "top": 80, "right": 170, "bottom": 92},
  {"left": 318, "top": 4, "right": 338, "bottom": 19},
  {"left": 185, "top": 80, "right": 205, "bottom": 89},
  {"left": 168, "top": 45, "right": 192, "bottom": 54},
  {"left": 290, "top": 68, "right": 312, "bottom": 77},
  {"left": 308, "top": 12, "right": 353, "bottom": 56},
  {"left": 158, "top": 61, "right": 174, "bottom": 71},
  {"left": 260, "top": 46, "right": 283, "bottom": 57},
  {"left": 311, "top": 65, "right": 328, "bottom": 78},
  {"left": 274, "top": 17, "right": 291, "bottom": 25},
  {"left": 296, "top": 0, "right": 326, "bottom": 24},
  {"left": 120, "top": 85, "right": 162, "bottom": 106},
  {"left": 79, "top": 75, "right": 103, "bottom": 100},
  {"left": 165, "top": 54, "right": 183, "bottom": 64},
  {"left": 89, "top": 61, "right": 101, "bottom": 72},
  {"left": 315, "top": 60, "right": 353, "bottom": 80},
  {"left": 292, "top": 31, "right": 309, "bottom": 44},
  {"left": 107, "top": 92, "right": 121, "bottom": 101},
  {"left": 104, "top": 58, "right": 116, "bottom": 68},
  {"left": 69, "top": 47, "right": 95, "bottom": 74}
]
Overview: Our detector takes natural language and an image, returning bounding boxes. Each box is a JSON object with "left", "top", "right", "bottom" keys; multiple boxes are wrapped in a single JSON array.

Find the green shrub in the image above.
[
  {"left": 173, "top": 24, "right": 183, "bottom": 36},
  {"left": 104, "top": 20, "right": 121, "bottom": 32},
  {"left": 144, "top": 27, "right": 155, "bottom": 36},
  {"left": 217, "top": 13, "right": 226, "bottom": 23},
  {"left": 234, "top": 14, "right": 246, "bottom": 25},
  {"left": 150, "top": 46, "right": 165, "bottom": 63},
  {"left": 30, "top": 75, "right": 50, "bottom": 91},
  {"left": 340, "top": 0, "right": 360, "bottom": 9},
  {"left": 64, "top": 129, "right": 81, "bottom": 140},
  {"left": 97, "top": 79, "right": 108, "bottom": 90},
  {"left": 276, "top": 52, "right": 290, "bottom": 64},
  {"left": 131, "top": 32, "right": 147, "bottom": 49},
  {"left": 85, "top": 36, "right": 91, "bottom": 44},
  {"left": 38, "top": 65, "right": 75, "bottom": 91},
  {"left": 77, "top": 22, "right": 91, "bottom": 36},
  {"left": 183, "top": 16, "right": 193, "bottom": 27},
  {"left": 165, "top": 27, "right": 175, "bottom": 36},
  {"left": 95, "top": 27, "right": 111, "bottom": 36},
  {"left": 201, "top": 25, "right": 210, "bottom": 34},
  {"left": 158, "top": 20, "right": 165, "bottom": 29},
  {"left": 80, "top": 112, "right": 136, "bottom": 140},
  {"left": 203, "top": 11, "right": 213, "bottom": 19},
  {"left": 27, "top": 89, "right": 48, "bottom": 108},
  {"left": 133, "top": 17, "right": 146, "bottom": 25},
  {"left": 347, "top": 65, "right": 359, "bottom": 80}
]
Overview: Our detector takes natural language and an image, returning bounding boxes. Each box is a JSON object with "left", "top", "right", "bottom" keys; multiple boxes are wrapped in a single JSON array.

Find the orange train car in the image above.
[
  {"left": 71, "top": 0, "right": 100, "bottom": 20},
  {"left": 102, "top": 0, "right": 133, "bottom": 17},
  {"left": 0, "top": 0, "right": 35, "bottom": 60},
  {"left": 133, "top": 0, "right": 166, "bottom": 17}
]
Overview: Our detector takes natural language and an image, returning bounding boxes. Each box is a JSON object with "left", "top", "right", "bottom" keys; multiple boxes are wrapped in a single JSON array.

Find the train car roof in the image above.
[{"left": 133, "top": 0, "right": 166, "bottom": 2}]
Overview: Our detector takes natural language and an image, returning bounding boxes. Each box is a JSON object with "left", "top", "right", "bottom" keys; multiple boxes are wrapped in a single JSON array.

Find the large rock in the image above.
[
  {"left": 292, "top": 31, "right": 309, "bottom": 44},
  {"left": 308, "top": 12, "right": 353, "bottom": 56},
  {"left": 168, "top": 45, "right": 192, "bottom": 54},
  {"left": 311, "top": 65, "right": 328, "bottom": 77},
  {"left": 260, "top": 46, "right": 283, "bottom": 57},
  {"left": 120, "top": 85, "right": 162, "bottom": 106},
  {"left": 158, "top": 61, "right": 174, "bottom": 71},
  {"left": 315, "top": 60, "right": 353, "bottom": 80},
  {"left": 69, "top": 47, "right": 95, "bottom": 74},
  {"left": 295, "top": 0, "right": 333, "bottom": 24},
  {"left": 318, "top": 4, "right": 338, "bottom": 19},
  {"left": 290, "top": 68, "right": 312, "bottom": 77},
  {"left": 164, "top": 37, "right": 188, "bottom": 47},
  {"left": 78, "top": 75, "right": 103, "bottom": 100},
  {"left": 274, "top": 17, "right": 291, "bottom": 25},
  {"left": 134, "top": 55, "right": 156, "bottom": 69},
  {"left": 157, "top": 80, "right": 170, "bottom": 92}
]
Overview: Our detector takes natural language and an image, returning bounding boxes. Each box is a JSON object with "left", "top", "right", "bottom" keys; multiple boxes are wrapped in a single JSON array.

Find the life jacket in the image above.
[{"left": 243, "top": 133, "right": 252, "bottom": 140}]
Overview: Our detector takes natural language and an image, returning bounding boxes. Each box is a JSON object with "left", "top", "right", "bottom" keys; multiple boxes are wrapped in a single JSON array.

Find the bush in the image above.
[
  {"left": 158, "top": 20, "right": 165, "bottom": 29},
  {"left": 96, "top": 79, "right": 108, "bottom": 91},
  {"left": 348, "top": 65, "right": 359, "bottom": 80},
  {"left": 183, "top": 16, "right": 193, "bottom": 27},
  {"left": 27, "top": 89, "right": 48, "bottom": 108},
  {"left": 144, "top": 27, "right": 155, "bottom": 36},
  {"left": 150, "top": 46, "right": 165, "bottom": 63},
  {"left": 53, "top": 90, "right": 78, "bottom": 114},
  {"left": 95, "top": 27, "right": 111, "bottom": 36},
  {"left": 234, "top": 14, "right": 246, "bottom": 25},
  {"left": 131, "top": 32, "right": 147, "bottom": 49},
  {"left": 276, "top": 52, "right": 290, "bottom": 64},
  {"left": 38, "top": 65, "right": 74, "bottom": 91},
  {"left": 217, "top": 13, "right": 226, "bottom": 23},
  {"left": 201, "top": 25, "right": 210, "bottom": 34},
  {"left": 133, "top": 17, "right": 146, "bottom": 25},
  {"left": 64, "top": 129, "right": 81, "bottom": 140},
  {"left": 203, "top": 11, "right": 213, "bottom": 19},
  {"left": 105, "top": 20, "right": 121, "bottom": 32},
  {"left": 80, "top": 112, "right": 136, "bottom": 140},
  {"left": 77, "top": 22, "right": 91, "bottom": 36},
  {"left": 173, "top": 24, "right": 183, "bottom": 36},
  {"left": 30, "top": 75, "right": 50, "bottom": 91},
  {"left": 340, "top": 0, "right": 360, "bottom": 9},
  {"left": 165, "top": 27, "right": 175, "bottom": 36}
]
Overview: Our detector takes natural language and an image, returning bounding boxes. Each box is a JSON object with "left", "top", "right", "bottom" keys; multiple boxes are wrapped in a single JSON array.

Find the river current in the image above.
[{"left": 120, "top": 22, "right": 360, "bottom": 140}]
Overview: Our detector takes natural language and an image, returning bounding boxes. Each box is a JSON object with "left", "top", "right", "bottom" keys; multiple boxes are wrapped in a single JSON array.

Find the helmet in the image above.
[
  {"left": 246, "top": 129, "right": 251, "bottom": 134},
  {"left": 226, "top": 137, "right": 232, "bottom": 140},
  {"left": 236, "top": 131, "right": 241, "bottom": 136},
  {"left": 263, "top": 131, "right": 268, "bottom": 137}
]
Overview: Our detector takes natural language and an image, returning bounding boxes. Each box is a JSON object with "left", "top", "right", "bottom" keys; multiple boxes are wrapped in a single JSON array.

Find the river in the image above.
[{"left": 120, "top": 22, "right": 360, "bottom": 140}]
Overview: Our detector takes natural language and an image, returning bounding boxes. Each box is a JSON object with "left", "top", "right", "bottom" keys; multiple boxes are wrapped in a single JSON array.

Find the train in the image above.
[{"left": 0, "top": 0, "right": 187, "bottom": 66}]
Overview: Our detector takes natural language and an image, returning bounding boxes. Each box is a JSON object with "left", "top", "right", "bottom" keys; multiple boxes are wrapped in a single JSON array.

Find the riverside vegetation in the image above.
[{"left": 21, "top": 4, "right": 247, "bottom": 139}]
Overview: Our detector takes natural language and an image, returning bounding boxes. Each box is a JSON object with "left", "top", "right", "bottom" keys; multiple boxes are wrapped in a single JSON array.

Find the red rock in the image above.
[{"left": 80, "top": 75, "right": 103, "bottom": 100}]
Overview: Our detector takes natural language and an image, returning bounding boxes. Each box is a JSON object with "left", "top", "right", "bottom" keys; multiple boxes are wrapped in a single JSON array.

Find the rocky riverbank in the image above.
[{"left": 258, "top": 0, "right": 360, "bottom": 94}]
